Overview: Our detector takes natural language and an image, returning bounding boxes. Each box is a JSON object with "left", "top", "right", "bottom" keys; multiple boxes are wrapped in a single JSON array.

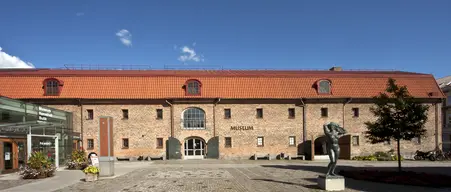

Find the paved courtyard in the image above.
[
  {"left": 2, "top": 160, "right": 451, "bottom": 192},
  {"left": 57, "top": 160, "right": 451, "bottom": 192}
]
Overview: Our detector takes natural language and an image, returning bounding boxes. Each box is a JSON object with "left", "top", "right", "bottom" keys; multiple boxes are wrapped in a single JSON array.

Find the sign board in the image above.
[
  {"left": 40, "top": 141, "right": 52, "bottom": 146},
  {"left": 5, "top": 152, "right": 10, "bottom": 160},
  {"left": 230, "top": 126, "right": 254, "bottom": 130},
  {"left": 37, "top": 106, "right": 53, "bottom": 124},
  {"left": 90, "top": 154, "right": 99, "bottom": 167},
  {"left": 0, "top": 126, "right": 28, "bottom": 134}
]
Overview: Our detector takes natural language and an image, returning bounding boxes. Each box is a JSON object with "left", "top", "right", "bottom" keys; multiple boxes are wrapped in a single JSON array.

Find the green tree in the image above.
[{"left": 365, "top": 78, "right": 429, "bottom": 172}]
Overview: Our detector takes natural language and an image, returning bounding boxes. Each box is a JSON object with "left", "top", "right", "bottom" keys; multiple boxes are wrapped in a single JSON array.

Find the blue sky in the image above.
[{"left": 0, "top": 0, "right": 450, "bottom": 78}]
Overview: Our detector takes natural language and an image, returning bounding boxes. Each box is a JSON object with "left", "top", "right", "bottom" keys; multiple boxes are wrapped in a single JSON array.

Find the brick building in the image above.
[
  {"left": 0, "top": 67, "right": 445, "bottom": 160},
  {"left": 437, "top": 76, "right": 451, "bottom": 152}
]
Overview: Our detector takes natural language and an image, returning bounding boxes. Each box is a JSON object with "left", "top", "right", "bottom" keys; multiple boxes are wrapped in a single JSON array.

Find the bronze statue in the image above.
[{"left": 323, "top": 122, "right": 347, "bottom": 177}]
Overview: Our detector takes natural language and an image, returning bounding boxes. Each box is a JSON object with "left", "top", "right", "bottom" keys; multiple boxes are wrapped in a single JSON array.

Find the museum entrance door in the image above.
[
  {"left": 27, "top": 134, "right": 59, "bottom": 168},
  {"left": 184, "top": 137, "right": 205, "bottom": 160},
  {"left": 3, "top": 142, "right": 13, "bottom": 170}
]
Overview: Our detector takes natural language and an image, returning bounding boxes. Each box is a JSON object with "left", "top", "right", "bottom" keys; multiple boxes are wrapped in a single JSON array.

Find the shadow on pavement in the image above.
[
  {"left": 260, "top": 164, "right": 451, "bottom": 192},
  {"left": 252, "top": 178, "right": 321, "bottom": 190}
]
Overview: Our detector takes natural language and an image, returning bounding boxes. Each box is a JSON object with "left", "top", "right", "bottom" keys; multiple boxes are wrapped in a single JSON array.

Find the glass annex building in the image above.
[{"left": 0, "top": 96, "right": 73, "bottom": 173}]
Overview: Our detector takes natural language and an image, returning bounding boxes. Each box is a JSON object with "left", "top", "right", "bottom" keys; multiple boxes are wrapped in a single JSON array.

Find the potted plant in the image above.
[
  {"left": 66, "top": 150, "right": 88, "bottom": 170},
  {"left": 19, "top": 152, "right": 56, "bottom": 179},
  {"left": 83, "top": 165, "right": 100, "bottom": 182}
]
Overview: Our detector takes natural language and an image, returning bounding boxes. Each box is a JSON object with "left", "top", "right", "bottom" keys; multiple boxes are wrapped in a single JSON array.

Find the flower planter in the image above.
[{"left": 85, "top": 173, "right": 98, "bottom": 182}]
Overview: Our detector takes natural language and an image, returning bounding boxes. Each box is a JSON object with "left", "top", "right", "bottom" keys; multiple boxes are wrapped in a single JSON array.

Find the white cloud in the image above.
[
  {"left": 76, "top": 12, "right": 84, "bottom": 16},
  {"left": 0, "top": 47, "right": 35, "bottom": 68},
  {"left": 178, "top": 46, "right": 204, "bottom": 62},
  {"left": 115, "top": 29, "right": 132, "bottom": 47}
]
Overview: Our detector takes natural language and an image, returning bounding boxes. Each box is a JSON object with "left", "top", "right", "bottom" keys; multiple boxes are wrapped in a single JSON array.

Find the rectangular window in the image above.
[
  {"left": 87, "top": 109, "right": 94, "bottom": 120},
  {"left": 156, "top": 109, "right": 163, "bottom": 119},
  {"left": 225, "top": 137, "right": 232, "bottom": 148},
  {"left": 122, "top": 109, "right": 129, "bottom": 119},
  {"left": 412, "top": 137, "right": 421, "bottom": 145},
  {"left": 321, "top": 108, "right": 328, "bottom": 117},
  {"left": 257, "top": 136, "right": 264, "bottom": 147},
  {"left": 87, "top": 139, "right": 94, "bottom": 149},
  {"left": 156, "top": 138, "right": 163, "bottom": 148},
  {"left": 352, "top": 108, "right": 359, "bottom": 117},
  {"left": 352, "top": 136, "right": 359, "bottom": 146},
  {"left": 447, "top": 96, "right": 451, "bottom": 106},
  {"left": 256, "top": 108, "right": 263, "bottom": 118},
  {"left": 224, "top": 109, "right": 231, "bottom": 119},
  {"left": 288, "top": 108, "right": 295, "bottom": 118},
  {"left": 122, "top": 138, "right": 129, "bottom": 149},
  {"left": 289, "top": 136, "right": 296, "bottom": 146}
]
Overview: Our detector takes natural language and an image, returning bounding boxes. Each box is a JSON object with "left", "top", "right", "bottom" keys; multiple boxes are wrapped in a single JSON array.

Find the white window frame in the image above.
[
  {"left": 289, "top": 136, "right": 295, "bottom": 146},
  {"left": 181, "top": 107, "right": 206, "bottom": 130},
  {"left": 257, "top": 137, "right": 264, "bottom": 147}
]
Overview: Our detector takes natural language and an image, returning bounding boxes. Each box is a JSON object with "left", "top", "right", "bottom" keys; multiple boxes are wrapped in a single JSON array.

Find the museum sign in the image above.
[{"left": 230, "top": 126, "right": 254, "bottom": 130}]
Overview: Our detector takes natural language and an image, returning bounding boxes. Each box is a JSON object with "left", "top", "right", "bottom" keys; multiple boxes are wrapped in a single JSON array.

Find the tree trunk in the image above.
[{"left": 397, "top": 139, "right": 402, "bottom": 172}]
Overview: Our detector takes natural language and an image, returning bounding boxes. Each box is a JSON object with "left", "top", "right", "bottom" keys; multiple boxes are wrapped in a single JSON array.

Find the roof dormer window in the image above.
[
  {"left": 43, "top": 78, "right": 63, "bottom": 96},
  {"left": 184, "top": 79, "right": 201, "bottom": 96},
  {"left": 317, "top": 79, "right": 331, "bottom": 94}
]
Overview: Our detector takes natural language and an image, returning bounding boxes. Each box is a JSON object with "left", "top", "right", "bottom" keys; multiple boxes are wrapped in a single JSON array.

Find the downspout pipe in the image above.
[
  {"left": 299, "top": 98, "right": 306, "bottom": 142},
  {"left": 213, "top": 98, "right": 221, "bottom": 137},
  {"left": 435, "top": 99, "right": 443, "bottom": 150},
  {"left": 78, "top": 99, "right": 84, "bottom": 148},
  {"left": 343, "top": 98, "right": 352, "bottom": 128},
  {"left": 165, "top": 100, "right": 174, "bottom": 137}
]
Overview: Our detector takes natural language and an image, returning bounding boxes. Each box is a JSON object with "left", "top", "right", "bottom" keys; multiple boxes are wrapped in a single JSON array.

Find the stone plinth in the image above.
[
  {"left": 99, "top": 156, "right": 115, "bottom": 177},
  {"left": 317, "top": 175, "right": 345, "bottom": 191}
]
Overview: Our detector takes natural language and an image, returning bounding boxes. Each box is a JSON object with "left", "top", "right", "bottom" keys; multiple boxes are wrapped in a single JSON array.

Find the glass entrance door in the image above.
[
  {"left": 31, "top": 136, "right": 56, "bottom": 163},
  {"left": 17, "top": 142, "right": 26, "bottom": 167},
  {"left": 3, "top": 142, "right": 13, "bottom": 170},
  {"left": 184, "top": 138, "right": 205, "bottom": 159}
]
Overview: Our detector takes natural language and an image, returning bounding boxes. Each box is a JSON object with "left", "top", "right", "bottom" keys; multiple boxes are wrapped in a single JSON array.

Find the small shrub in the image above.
[
  {"left": 352, "top": 150, "right": 404, "bottom": 161},
  {"left": 66, "top": 150, "right": 88, "bottom": 170},
  {"left": 19, "top": 152, "right": 56, "bottom": 179},
  {"left": 83, "top": 166, "right": 100, "bottom": 174},
  {"left": 352, "top": 155, "right": 377, "bottom": 161}
]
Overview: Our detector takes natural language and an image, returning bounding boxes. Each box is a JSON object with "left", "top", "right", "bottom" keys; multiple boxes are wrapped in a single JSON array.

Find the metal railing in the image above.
[
  {"left": 57, "top": 64, "right": 401, "bottom": 72},
  {"left": 62, "top": 64, "right": 152, "bottom": 70}
]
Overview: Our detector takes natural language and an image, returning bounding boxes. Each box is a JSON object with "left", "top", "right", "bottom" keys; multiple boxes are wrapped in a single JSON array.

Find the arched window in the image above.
[
  {"left": 317, "top": 80, "right": 331, "bottom": 94},
  {"left": 43, "top": 78, "right": 63, "bottom": 96},
  {"left": 184, "top": 79, "right": 201, "bottom": 96},
  {"left": 182, "top": 108, "right": 205, "bottom": 129}
]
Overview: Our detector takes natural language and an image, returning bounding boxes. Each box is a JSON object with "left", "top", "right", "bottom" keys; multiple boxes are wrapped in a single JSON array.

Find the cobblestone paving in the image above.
[
  {"left": 0, "top": 180, "right": 36, "bottom": 191},
  {"left": 54, "top": 161, "right": 451, "bottom": 192}
]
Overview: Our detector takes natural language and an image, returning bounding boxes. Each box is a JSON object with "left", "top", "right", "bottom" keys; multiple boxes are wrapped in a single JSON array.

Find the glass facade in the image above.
[{"left": 0, "top": 96, "right": 73, "bottom": 168}]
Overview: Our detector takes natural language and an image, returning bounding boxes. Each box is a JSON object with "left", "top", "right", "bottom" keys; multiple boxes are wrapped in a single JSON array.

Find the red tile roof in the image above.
[{"left": 0, "top": 69, "right": 444, "bottom": 99}]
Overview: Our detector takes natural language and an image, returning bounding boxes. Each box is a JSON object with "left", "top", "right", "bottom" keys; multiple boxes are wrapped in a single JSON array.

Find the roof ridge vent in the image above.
[{"left": 329, "top": 66, "right": 342, "bottom": 71}]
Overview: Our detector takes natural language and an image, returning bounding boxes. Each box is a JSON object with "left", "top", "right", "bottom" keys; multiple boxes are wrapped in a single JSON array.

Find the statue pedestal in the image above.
[{"left": 317, "top": 175, "right": 345, "bottom": 191}]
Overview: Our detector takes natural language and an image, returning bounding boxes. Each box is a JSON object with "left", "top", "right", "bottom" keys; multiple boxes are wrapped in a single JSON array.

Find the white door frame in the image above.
[
  {"left": 184, "top": 138, "right": 205, "bottom": 160},
  {"left": 27, "top": 134, "right": 59, "bottom": 168}
]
